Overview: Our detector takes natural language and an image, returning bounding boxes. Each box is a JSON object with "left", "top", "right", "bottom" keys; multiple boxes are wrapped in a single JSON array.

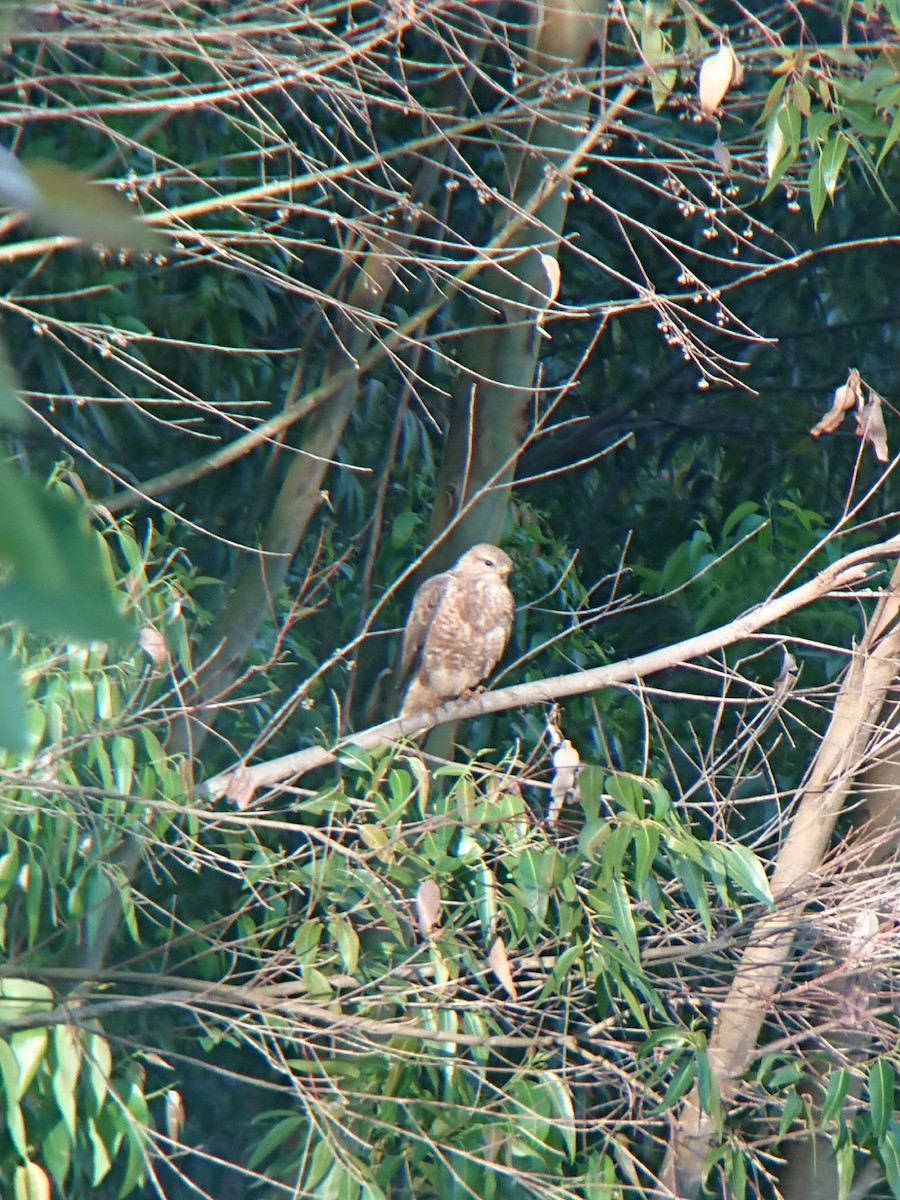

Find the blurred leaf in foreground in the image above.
[
  {"left": 0, "top": 341, "right": 26, "bottom": 428},
  {"left": 0, "top": 649, "right": 27, "bottom": 751},
  {"left": 0, "top": 466, "right": 133, "bottom": 643},
  {"left": 0, "top": 147, "right": 163, "bottom": 251}
]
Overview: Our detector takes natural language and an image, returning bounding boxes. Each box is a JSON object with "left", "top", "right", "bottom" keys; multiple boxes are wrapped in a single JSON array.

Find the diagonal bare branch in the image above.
[{"left": 203, "top": 536, "right": 899, "bottom": 803}]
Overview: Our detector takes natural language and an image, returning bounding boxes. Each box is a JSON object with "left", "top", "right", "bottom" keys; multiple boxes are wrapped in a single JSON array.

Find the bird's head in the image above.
[{"left": 457, "top": 544, "right": 513, "bottom": 579}]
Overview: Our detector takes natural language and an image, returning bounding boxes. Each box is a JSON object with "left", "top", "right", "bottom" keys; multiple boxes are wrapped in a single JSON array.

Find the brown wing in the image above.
[{"left": 398, "top": 571, "right": 450, "bottom": 691}]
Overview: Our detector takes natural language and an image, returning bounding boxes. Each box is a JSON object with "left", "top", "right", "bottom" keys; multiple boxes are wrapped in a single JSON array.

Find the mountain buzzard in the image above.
[{"left": 399, "top": 544, "right": 514, "bottom": 716}]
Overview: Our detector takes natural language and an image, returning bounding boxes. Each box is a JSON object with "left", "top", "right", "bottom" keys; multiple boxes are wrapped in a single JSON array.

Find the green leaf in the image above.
[
  {"left": 722, "top": 500, "right": 761, "bottom": 538},
  {"left": 763, "top": 105, "right": 798, "bottom": 193},
  {"left": 579, "top": 818, "right": 610, "bottom": 861},
  {"left": 248, "top": 1114, "right": 307, "bottom": 1172},
  {"left": 808, "top": 158, "right": 826, "bottom": 228},
  {"left": 390, "top": 510, "right": 419, "bottom": 549},
  {"left": 302, "top": 967, "right": 333, "bottom": 997},
  {"left": 10, "top": 1028, "right": 48, "bottom": 1101},
  {"left": 632, "top": 824, "right": 659, "bottom": 885},
  {"left": 651, "top": 1056, "right": 697, "bottom": 1114},
  {"left": 821, "top": 1067, "right": 852, "bottom": 1124},
  {"left": 807, "top": 110, "right": 837, "bottom": 144},
  {"left": 7, "top": 1099, "right": 27, "bottom": 1157},
  {"left": 112, "top": 735, "right": 135, "bottom": 795},
  {"left": 118, "top": 1122, "right": 148, "bottom": 1198},
  {"left": 608, "top": 876, "right": 641, "bottom": 963},
  {"left": 42, "top": 1120, "right": 72, "bottom": 1188},
  {"left": 877, "top": 107, "right": 900, "bottom": 167},
  {"left": 671, "top": 856, "right": 713, "bottom": 934},
  {"left": 13, "top": 1161, "right": 50, "bottom": 1200},
  {"left": 760, "top": 74, "right": 788, "bottom": 124},
  {"left": 387, "top": 767, "right": 411, "bottom": 807},
  {"left": 768, "top": 1062, "right": 804, "bottom": 1092},
  {"left": 538, "top": 942, "right": 585, "bottom": 1003},
  {"left": 835, "top": 1136, "right": 854, "bottom": 1200},
  {"left": 125, "top": 1078, "right": 150, "bottom": 1126},
  {"left": 585, "top": 1152, "right": 617, "bottom": 1199},
  {"left": 868, "top": 1058, "right": 895, "bottom": 1140},
  {"left": 320, "top": 1162, "right": 363, "bottom": 1200},
  {"left": 697, "top": 1050, "right": 722, "bottom": 1127},
  {"left": 357, "top": 824, "right": 389, "bottom": 854},
  {"left": 330, "top": 916, "right": 360, "bottom": 975},
  {"left": 721, "top": 844, "right": 773, "bottom": 906},
  {"left": 778, "top": 1088, "right": 805, "bottom": 1139},
  {"left": 602, "top": 825, "right": 633, "bottom": 876},
  {"left": 882, "top": 1126, "right": 900, "bottom": 1200},
  {"left": 841, "top": 101, "right": 890, "bottom": 137},
  {"left": 0, "top": 978, "right": 54, "bottom": 1021},
  {"left": 110, "top": 1081, "right": 150, "bottom": 1196},
  {"left": 293, "top": 919, "right": 324, "bottom": 966},
  {"left": 606, "top": 774, "right": 649, "bottom": 818},
  {"left": 0, "top": 1037, "right": 18, "bottom": 1109},
  {"left": 778, "top": 102, "right": 803, "bottom": 154},
  {"left": 726, "top": 1146, "right": 747, "bottom": 1200},
  {"left": 87, "top": 1118, "right": 113, "bottom": 1186},
  {"left": 791, "top": 80, "right": 811, "bottom": 117},
  {"left": 84, "top": 1032, "right": 112, "bottom": 1115},
  {"left": 51, "top": 1026, "right": 82, "bottom": 1141},
  {"left": 641, "top": 22, "right": 677, "bottom": 112},
  {"left": 821, "top": 134, "right": 849, "bottom": 197},
  {"left": 338, "top": 745, "right": 373, "bottom": 772},
  {"left": 0, "top": 844, "right": 19, "bottom": 903},
  {"left": 360, "top": 1182, "right": 388, "bottom": 1200},
  {"left": 538, "top": 1070, "right": 576, "bottom": 1161}
]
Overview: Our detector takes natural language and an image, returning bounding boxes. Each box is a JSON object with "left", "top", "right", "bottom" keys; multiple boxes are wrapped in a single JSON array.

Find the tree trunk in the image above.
[
  {"left": 664, "top": 560, "right": 900, "bottom": 1198},
  {"left": 426, "top": 0, "right": 609, "bottom": 570}
]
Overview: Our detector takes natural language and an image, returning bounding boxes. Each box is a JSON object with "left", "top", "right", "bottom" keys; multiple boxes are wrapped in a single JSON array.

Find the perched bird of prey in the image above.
[{"left": 399, "top": 544, "right": 514, "bottom": 716}]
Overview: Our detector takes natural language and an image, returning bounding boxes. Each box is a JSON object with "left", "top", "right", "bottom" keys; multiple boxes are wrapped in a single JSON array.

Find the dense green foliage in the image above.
[{"left": 2, "top": 2, "right": 900, "bottom": 1198}]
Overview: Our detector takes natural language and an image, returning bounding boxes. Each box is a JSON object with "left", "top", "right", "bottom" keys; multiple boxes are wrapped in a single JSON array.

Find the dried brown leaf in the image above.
[
  {"left": 165, "top": 1089, "right": 185, "bottom": 1142},
  {"left": 548, "top": 738, "right": 581, "bottom": 825},
  {"left": 810, "top": 367, "right": 863, "bottom": 437},
  {"left": 773, "top": 649, "right": 799, "bottom": 699},
  {"left": 847, "top": 910, "right": 879, "bottom": 959},
  {"left": 712, "top": 138, "right": 732, "bottom": 176},
  {"left": 488, "top": 936, "right": 518, "bottom": 1000},
  {"left": 538, "top": 253, "right": 561, "bottom": 306},
  {"left": 415, "top": 879, "right": 442, "bottom": 937},
  {"left": 698, "top": 44, "right": 737, "bottom": 114},
  {"left": 138, "top": 624, "right": 168, "bottom": 669},
  {"left": 404, "top": 753, "right": 430, "bottom": 810},
  {"left": 857, "top": 388, "right": 890, "bottom": 463}
]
